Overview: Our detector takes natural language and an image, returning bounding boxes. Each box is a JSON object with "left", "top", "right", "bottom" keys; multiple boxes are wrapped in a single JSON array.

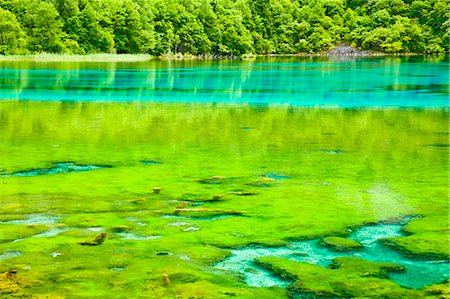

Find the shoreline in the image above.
[{"left": 0, "top": 52, "right": 444, "bottom": 62}]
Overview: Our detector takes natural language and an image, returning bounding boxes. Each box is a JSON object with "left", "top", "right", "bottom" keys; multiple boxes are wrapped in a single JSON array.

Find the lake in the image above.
[
  {"left": 0, "top": 56, "right": 448, "bottom": 106},
  {"left": 0, "top": 56, "right": 448, "bottom": 298}
]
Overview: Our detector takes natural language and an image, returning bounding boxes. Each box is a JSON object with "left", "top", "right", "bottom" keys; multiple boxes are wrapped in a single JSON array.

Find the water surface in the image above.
[
  {"left": 0, "top": 57, "right": 448, "bottom": 297},
  {"left": 0, "top": 56, "right": 448, "bottom": 107}
]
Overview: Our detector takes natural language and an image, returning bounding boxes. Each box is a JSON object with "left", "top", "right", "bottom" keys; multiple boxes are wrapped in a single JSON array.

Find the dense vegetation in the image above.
[{"left": 0, "top": 0, "right": 448, "bottom": 56}]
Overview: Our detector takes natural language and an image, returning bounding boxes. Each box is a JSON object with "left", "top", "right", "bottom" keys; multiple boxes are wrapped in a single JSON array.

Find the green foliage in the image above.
[
  {"left": 0, "top": 0, "right": 447, "bottom": 55},
  {"left": 22, "top": 0, "right": 67, "bottom": 53},
  {"left": 0, "top": 8, "right": 27, "bottom": 54}
]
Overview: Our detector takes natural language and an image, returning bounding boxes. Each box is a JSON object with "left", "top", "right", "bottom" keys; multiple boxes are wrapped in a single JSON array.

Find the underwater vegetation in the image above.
[{"left": 0, "top": 101, "right": 448, "bottom": 298}]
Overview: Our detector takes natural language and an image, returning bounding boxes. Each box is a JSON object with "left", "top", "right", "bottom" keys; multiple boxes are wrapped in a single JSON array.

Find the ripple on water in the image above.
[{"left": 215, "top": 217, "right": 449, "bottom": 290}]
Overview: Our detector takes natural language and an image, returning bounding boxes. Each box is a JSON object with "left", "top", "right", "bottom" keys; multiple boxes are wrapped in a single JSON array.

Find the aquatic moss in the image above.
[
  {"left": 0, "top": 101, "right": 448, "bottom": 297},
  {"left": 381, "top": 214, "right": 450, "bottom": 260},
  {"left": 256, "top": 256, "right": 423, "bottom": 298},
  {"left": 320, "top": 236, "right": 364, "bottom": 252},
  {"left": 0, "top": 224, "right": 49, "bottom": 243}
]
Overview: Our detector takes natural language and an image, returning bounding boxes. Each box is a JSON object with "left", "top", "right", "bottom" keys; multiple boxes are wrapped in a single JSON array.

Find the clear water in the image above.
[
  {"left": 117, "top": 232, "right": 162, "bottom": 240},
  {"left": 0, "top": 56, "right": 448, "bottom": 107},
  {"left": 0, "top": 250, "right": 22, "bottom": 261},
  {"left": 215, "top": 218, "right": 450, "bottom": 289},
  {"left": 0, "top": 57, "right": 448, "bottom": 297}
]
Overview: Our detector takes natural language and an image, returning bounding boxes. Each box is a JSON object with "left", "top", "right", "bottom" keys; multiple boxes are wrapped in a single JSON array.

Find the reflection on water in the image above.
[{"left": 0, "top": 56, "right": 448, "bottom": 107}]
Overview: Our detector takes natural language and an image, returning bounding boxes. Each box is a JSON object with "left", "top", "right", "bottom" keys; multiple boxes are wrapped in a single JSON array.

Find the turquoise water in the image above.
[
  {"left": 0, "top": 162, "right": 110, "bottom": 177},
  {"left": 0, "top": 56, "right": 448, "bottom": 107},
  {"left": 215, "top": 218, "right": 450, "bottom": 290}
]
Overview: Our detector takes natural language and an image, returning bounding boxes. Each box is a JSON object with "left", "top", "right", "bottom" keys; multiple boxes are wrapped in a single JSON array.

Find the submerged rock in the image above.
[
  {"left": 77, "top": 232, "right": 107, "bottom": 246},
  {"left": 211, "top": 194, "right": 225, "bottom": 201},
  {"left": 320, "top": 237, "right": 364, "bottom": 252},
  {"left": 173, "top": 202, "right": 188, "bottom": 215},
  {"left": 111, "top": 225, "right": 130, "bottom": 233}
]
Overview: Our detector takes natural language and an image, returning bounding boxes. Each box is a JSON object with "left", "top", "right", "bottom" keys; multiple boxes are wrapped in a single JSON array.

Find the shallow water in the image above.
[
  {"left": 117, "top": 232, "right": 162, "bottom": 240},
  {"left": 0, "top": 251, "right": 22, "bottom": 261},
  {"left": 0, "top": 214, "right": 61, "bottom": 225},
  {"left": 215, "top": 218, "right": 450, "bottom": 289}
]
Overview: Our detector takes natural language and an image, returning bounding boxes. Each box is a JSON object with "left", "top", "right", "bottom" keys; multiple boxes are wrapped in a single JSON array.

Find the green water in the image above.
[{"left": 0, "top": 57, "right": 448, "bottom": 298}]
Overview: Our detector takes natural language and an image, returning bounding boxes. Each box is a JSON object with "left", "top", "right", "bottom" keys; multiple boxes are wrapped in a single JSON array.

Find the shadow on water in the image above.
[{"left": 215, "top": 217, "right": 449, "bottom": 290}]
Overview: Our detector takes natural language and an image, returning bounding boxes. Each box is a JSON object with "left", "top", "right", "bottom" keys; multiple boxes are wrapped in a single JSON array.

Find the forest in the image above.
[{"left": 0, "top": 0, "right": 448, "bottom": 56}]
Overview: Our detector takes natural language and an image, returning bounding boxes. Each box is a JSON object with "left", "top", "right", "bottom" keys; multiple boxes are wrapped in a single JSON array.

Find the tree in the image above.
[
  {"left": 0, "top": 8, "right": 27, "bottom": 54},
  {"left": 22, "top": 0, "right": 66, "bottom": 53}
]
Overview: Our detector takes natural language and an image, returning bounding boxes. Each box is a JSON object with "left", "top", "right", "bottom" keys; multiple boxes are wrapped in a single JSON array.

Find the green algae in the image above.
[
  {"left": 255, "top": 256, "right": 423, "bottom": 298},
  {"left": 0, "top": 224, "right": 49, "bottom": 243},
  {"left": 381, "top": 214, "right": 450, "bottom": 260},
  {"left": 0, "top": 101, "right": 448, "bottom": 297},
  {"left": 320, "top": 237, "right": 364, "bottom": 252}
]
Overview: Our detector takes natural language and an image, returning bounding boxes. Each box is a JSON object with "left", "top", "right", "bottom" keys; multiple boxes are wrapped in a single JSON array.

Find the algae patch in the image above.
[
  {"left": 215, "top": 218, "right": 450, "bottom": 290},
  {"left": 320, "top": 237, "right": 363, "bottom": 252}
]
